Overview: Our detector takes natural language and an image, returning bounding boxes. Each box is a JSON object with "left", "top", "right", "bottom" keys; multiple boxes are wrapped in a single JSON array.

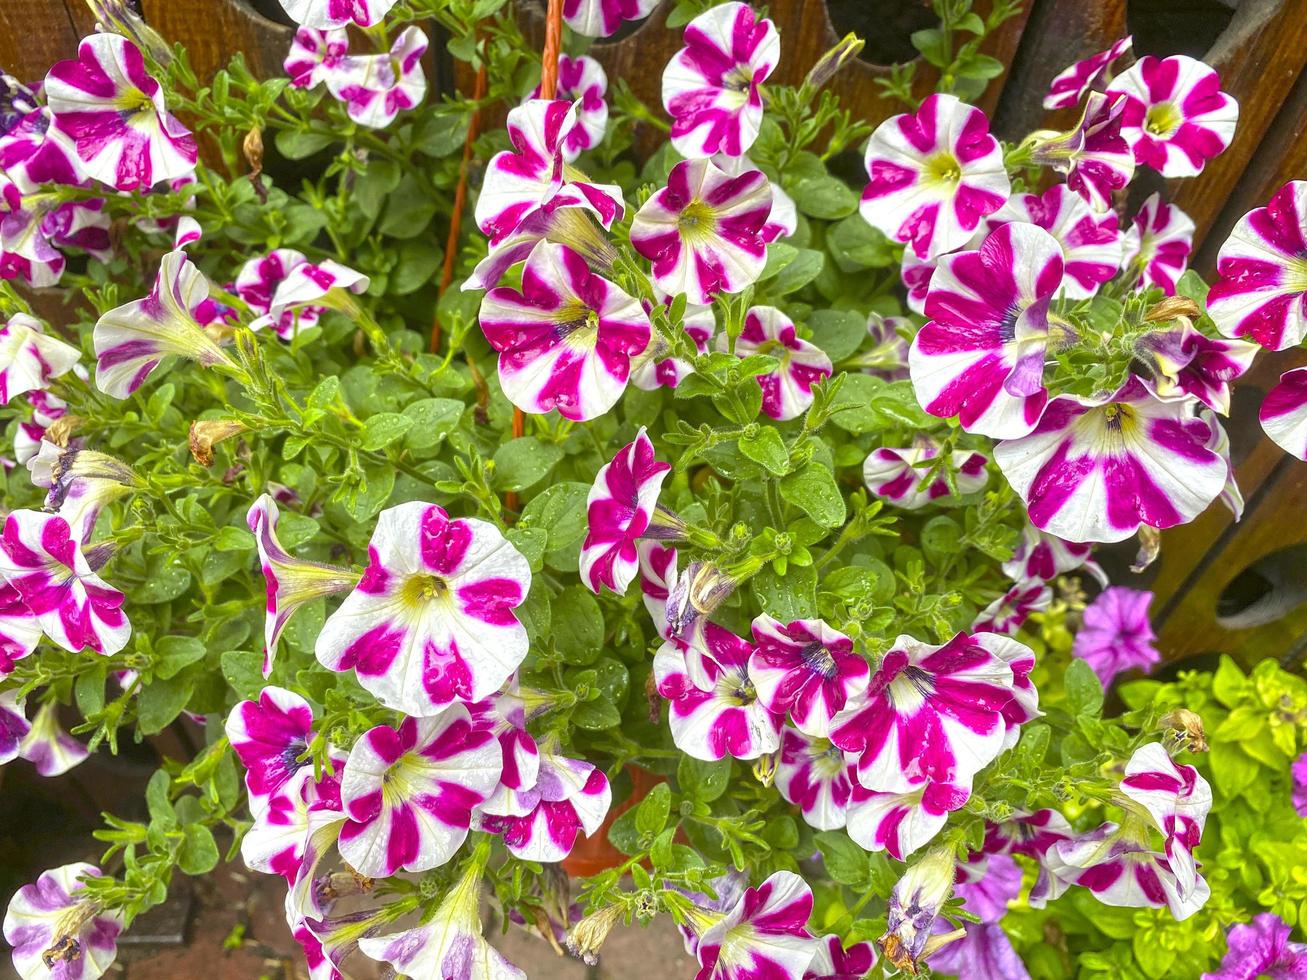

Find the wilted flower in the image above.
[
  {"left": 0, "top": 313, "right": 80, "bottom": 406},
  {"left": 857, "top": 313, "right": 911, "bottom": 379},
  {"left": 529, "top": 55, "right": 608, "bottom": 161},
  {"left": 1262, "top": 367, "right": 1307, "bottom": 460},
  {"left": 580, "top": 427, "right": 670, "bottom": 595},
  {"left": 18, "top": 700, "right": 89, "bottom": 777},
  {"left": 695, "top": 871, "right": 817, "bottom": 980},
  {"left": 748, "top": 614, "right": 868, "bottom": 738},
  {"left": 188, "top": 418, "right": 248, "bottom": 466},
  {"left": 729, "top": 306, "right": 832, "bottom": 421},
  {"left": 3, "top": 863, "right": 122, "bottom": 980},
  {"left": 1121, "top": 192, "right": 1195, "bottom": 295},
  {"left": 862, "top": 440, "right": 988, "bottom": 510},
  {"left": 1072, "top": 586, "right": 1160, "bottom": 684},
  {"left": 1043, "top": 36, "right": 1133, "bottom": 109},
  {"left": 879, "top": 847, "right": 961, "bottom": 974},
  {"left": 28, "top": 443, "right": 140, "bottom": 539}
]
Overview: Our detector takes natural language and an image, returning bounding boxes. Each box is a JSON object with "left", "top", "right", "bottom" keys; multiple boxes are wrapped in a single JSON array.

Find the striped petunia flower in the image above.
[
  {"left": 631, "top": 301, "right": 715, "bottom": 390},
  {"left": 247, "top": 493, "right": 357, "bottom": 677},
  {"left": 18, "top": 700, "right": 89, "bottom": 777},
  {"left": 695, "top": 871, "right": 817, "bottom": 980},
  {"left": 988, "top": 632, "right": 1042, "bottom": 749},
  {"left": 973, "top": 580, "right": 1051, "bottom": 638},
  {"left": 983, "top": 808, "right": 1074, "bottom": 861},
  {"left": 748, "top": 615, "right": 868, "bottom": 738},
  {"left": 1002, "top": 525, "right": 1105, "bottom": 585},
  {"left": 1208, "top": 180, "right": 1307, "bottom": 350},
  {"left": 0, "top": 589, "right": 40, "bottom": 675},
  {"left": 829, "top": 632, "right": 1017, "bottom": 794},
  {"left": 330, "top": 26, "right": 428, "bottom": 130},
  {"left": 1137, "top": 321, "right": 1258, "bottom": 415},
  {"left": 0, "top": 510, "right": 129, "bottom": 655},
  {"left": 862, "top": 440, "right": 988, "bottom": 511},
  {"left": 909, "top": 222, "right": 1063, "bottom": 438},
  {"left": 338, "top": 707, "right": 501, "bottom": 877},
  {"left": 224, "top": 686, "right": 316, "bottom": 817},
  {"left": 988, "top": 183, "right": 1123, "bottom": 298},
  {"left": 278, "top": 0, "right": 398, "bottom": 28},
  {"left": 0, "top": 313, "right": 80, "bottom": 406},
  {"left": 241, "top": 762, "right": 341, "bottom": 882},
  {"left": 661, "top": 2, "right": 779, "bottom": 160},
  {"left": 655, "top": 623, "right": 783, "bottom": 762},
  {"left": 476, "top": 748, "right": 611, "bottom": 862},
  {"left": 728, "top": 306, "right": 832, "bottom": 421},
  {"left": 776, "top": 727, "right": 853, "bottom": 831},
  {"left": 28, "top": 443, "right": 140, "bottom": 541},
  {"left": 1033, "top": 92, "right": 1137, "bottom": 216},
  {"left": 92, "top": 250, "right": 238, "bottom": 398},
  {"left": 3, "top": 863, "right": 122, "bottom": 980},
  {"left": 1043, "top": 36, "right": 1133, "bottom": 109},
  {"left": 478, "top": 241, "right": 651, "bottom": 421},
  {"left": 630, "top": 158, "right": 772, "bottom": 306},
  {"left": 1107, "top": 54, "right": 1237, "bottom": 178},
  {"left": 248, "top": 258, "right": 368, "bottom": 335},
  {"left": 283, "top": 28, "right": 351, "bottom": 90},
  {"left": 858, "top": 313, "right": 912, "bottom": 380},
  {"left": 236, "top": 250, "right": 325, "bottom": 341},
  {"left": 845, "top": 779, "right": 971, "bottom": 860},
  {"left": 580, "top": 427, "right": 671, "bottom": 595},
  {"left": 0, "top": 104, "right": 82, "bottom": 192},
  {"left": 1120, "top": 741, "right": 1212, "bottom": 901},
  {"left": 860, "top": 94, "right": 1010, "bottom": 260},
  {"left": 1261, "top": 367, "right": 1307, "bottom": 460},
  {"left": 468, "top": 686, "right": 540, "bottom": 796},
  {"left": 529, "top": 55, "right": 608, "bottom": 161},
  {"left": 316, "top": 502, "right": 531, "bottom": 717},
  {"left": 712, "top": 152, "right": 797, "bottom": 243},
  {"left": 804, "top": 934, "right": 877, "bottom": 980},
  {"left": 992, "top": 379, "right": 1227, "bottom": 543},
  {"left": 1121, "top": 192, "right": 1195, "bottom": 295},
  {"left": 44, "top": 34, "right": 196, "bottom": 191},
  {"left": 563, "top": 0, "right": 658, "bottom": 37},
  {"left": 0, "top": 690, "right": 28, "bottom": 763}
]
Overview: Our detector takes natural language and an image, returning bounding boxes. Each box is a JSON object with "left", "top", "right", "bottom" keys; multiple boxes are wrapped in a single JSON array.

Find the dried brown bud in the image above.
[
  {"left": 243, "top": 125, "right": 264, "bottom": 177},
  {"left": 189, "top": 419, "right": 248, "bottom": 466},
  {"left": 1161, "top": 708, "right": 1208, "bottom": 753},
  {"left": 44, "top": 414, "right": 82, "bottom": 447},
  {"left": 1131, "top": 525, "right": 1162, "bottom": 573},
  {"left": 1144, "top": 296, "right": 1200, "bottom": 323}
]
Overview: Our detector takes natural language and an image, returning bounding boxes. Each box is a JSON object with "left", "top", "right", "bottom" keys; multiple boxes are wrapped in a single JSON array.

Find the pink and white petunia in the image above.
[
  {"left": 330, "top": 27, "right": 428, "bottom": 130},
  {"left": 630, "top": 158, "right": 772, "bottom": 305},
  {"left": 0, "top": 194, "right": 68, "bottom": 288},
  {"left": 1107, "top": 55, "right": 1237, "bottom": 178},
  {"left": 661, "top": 2, "right": 780, "bottom": 160},
  {"left": 479, "top": 241, "right": 650, "bottom": 421},
  {"left": 28, "top": 443, "right": 140, "bottom": 541},
  {"left": 992, "top": 379, "right": 1227, "bottom": 543},
  {"left": 563, "top": 0, "right": 658, "bottom": 37},
  {"left": 236, "top": 250, "right": 325, "bottom": 341},
  {"left": 0, "top": 690, "right": 29, "bottom": 763},
  {"left": 1138, "top": 322, "right": 1258, "bottom": 415},
  {"left": 1044, "top": 92, "right": 1138, "bottom": 214},
  {"left": 728, "top": 306, "right": 832, "bottom": 421},
  {"left": 529, "top": 55, "right": 608, "bottom": 161},
  {"left": 900, "top": 250, "right": 937, "bottom": 315},
  {"left": 858, "top": 313, "right": 912, "bottom": 380},
  {"left": 224, "top": 685, "right": 316, "bottom": 816},
  {"left": 3, "top": 863, "right": 122, "bottom": 980},
  {"left": 631, "top": 301, "right": 715, "bottom": 390},
  {"left": 1121, "top": 193, "right": 1195, "bottom": 295},
  {"left": 862, "top": 441, "right": 988, "bottom": 510},
  {"left": 988, "top": 183, "right": 1122, "bottom": 298},
  {"left": 468, "top": 686, "right": 540, "bottom": 794},
  {"left": 829, "top": 631, "right": 1016, "bottom": 793},
  {"left": 1043, "top": 36, "right": 1133, "bottom": 110},
  {"left": 655, "top": 623, "right": 783, "bottom": 762},
  {"left": 860, "top": 93, "right": 1010, "bottom": 261},
  {"left": 0, "top": 106, "right": 82, "bottom": 192},
  {"left": 579, "top": 427, "right": 670, "bottom": 595},
  {"left": 1208, "top": 180, "right": 1307, "bottom": 350},
  {"left": 982, "top": 808, "right": 1074, "bottom": 861},
  {"left": 278, "top": 0, "right": 398, "bottom": 28},
  {"left": 1120, "top": 742, "right": 1212, "bottom": 900},
  {"left": 845, "top": 779, "right": 971, "bottom": 860},
  {"left": 711, "top": 153, "right": 797, "bottom": 242},
  {"left": 695, "top": 871, "right": 817, "bottom": 980},
  {"left": 0, "top": 586, "right": 41, "bottom": 675},
  {"left": 248, "top": 494, "right": 357, "bottom": 676},
  {"left": 973, "top": 581, "right": 1051, "bottom": 638},
  {"left": 241, "top": 763, "right": 341, "bottom": 881},
  {"left": 316, "top": 502, "right": 531, "bottom": 717},
  {"left": 987, "top": 633, "right": 1042, "bottom": 748},
  {"left": 93, "top": 250, "right": 238, "bottom": 399},
  {"left": 1002, "top": 524, "right": 1105, "bottom": 585},
  {"left": 475, "top": 749, "right": 611, "bottom": 862},
  {"left": 474, "top": 99, "right": 623, "bottom": 248},
  {"left": 284, "top": 28, "right": 351, "bottom": 90},
  {"left": 338, "top": 707, "right": 500, "bottom": 877},
  {"left": 909, "top": 222, "right": 1063, "bottom": 438},
  {"left": 248, "top": 258, "right": 369, "bottom": 335},
  {"left": 0, "top": 313, "right": 80, "bottom": 405},
  {"left": 1261, "top": 367, "right": 1307, "bottom": 460},
  {"left": 776, "top": 727, "right": 853, "bottom": 831},
  {"left": 804, "top": 934, "right": 877, "bottom": 980},
  {"left": 44, "top": 35, "right": 196, "bottom": 191},
  {"left": 18, "top": 700, "right": 88, "bottom": 777},
  {"left": 0, "top": 510, "right": 128, "bottom": 655},
  {"left": 748, "top": 615, "right": 868, "bottom": 738}
]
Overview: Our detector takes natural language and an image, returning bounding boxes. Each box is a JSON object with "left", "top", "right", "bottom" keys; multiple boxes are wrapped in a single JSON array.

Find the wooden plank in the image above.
[
  {"left": 141, "top": 0, "right": 294, "bottom": 81},
  {"left": 0, "top": 0, "right": 82, "bottom": 83}
]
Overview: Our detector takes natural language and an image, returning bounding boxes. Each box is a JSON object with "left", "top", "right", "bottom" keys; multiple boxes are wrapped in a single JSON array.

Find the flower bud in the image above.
[
  {"left": 664, "top": 561, "right": 735, "bottom": 641},
  {"left": 189, "top": 418, "right": 248, "bottom": 466},
  {"left": 1161, "top": 708, "right": 1208, "bottom": 754},
  {"left": 85, "top": 0, "right": 173, "bottom": 65},
  {"left": 243, "top": 125, "right": 264, "bottom": 177},
  {"left": 1131, "top": 525, "right": 1161, "bottom": 573},
  {"left": 879, "top": 846, "right": 956, "bottom": 974},
  {"left": 802, "top": 33, "right": 865, "bottom": 93},
  {"left": 1143, "top": 296, "right": 1201, "bottom": 323}
]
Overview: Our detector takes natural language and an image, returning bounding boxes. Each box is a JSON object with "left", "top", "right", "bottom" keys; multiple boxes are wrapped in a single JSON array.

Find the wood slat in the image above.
[
  {"left": 0, "top": 0, "right": 83, "bottom": 83},
  {"left": 141, "top": 0, "right": 293, "bottom": 81}
]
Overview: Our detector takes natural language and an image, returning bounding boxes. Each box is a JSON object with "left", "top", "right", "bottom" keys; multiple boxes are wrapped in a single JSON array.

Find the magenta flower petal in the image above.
[
  {"left": 278, "top": 0, "right": 398, "bottom": 28},
  {"left": 988, "top": 183, "right": 1122, "bottom": 298},
  {"left": 748, "top": 615, "right": 867, "bottom": 738},
  {"left": 328, "top": 26, "right": 428, "bottom": 130},
  {"left": 18, "top": 700, "right": 89, "bottom": 777},
  {"left": 846, "top": 779, "right": 970, "bottom": 860},
  {"left": 3, "top": 863, "right": 122, "bottom": 980},
  {"left": 1120, "top": 741, "right": 1212, "bottom": 903},
  {"left": 0, "top": 313, "right": 80, "bottom": 405},
  {"left": 730, "top": 306, "right": 832, "bottom": 421},
  {"left": 1043, "top": 36, "right": 1133, "bottom": 109},
  {"left": 776, "top": 727, "right": 853, "bottom": 831},
  {"left": 1262, "top": 367, "right": 1307, "bottom": 460},
  {"left": 1071, "top": 584, "right": 1159, "bottom": 679},
  {"left": 580, "top": 427, "right": 670, "bottom": 594},
  {"left": 928, "top": 921, "right": 1030, "bottom": 980},
  {"left": 1203, "top": 913, "right": 1307, "bottom": 980},
  {"left": 696, "top": 870, "right": 816, "bottom": 980},
  {"left": 1122, "top": 192, "right": 1195, "bottom": 295},
  {"left": 224, "top": 685, "right": 316, "bottom": 816},
  {"left": 563, "top": 0, "right": 658, "bottom": 37},
  {"left": 632, "top": 301, "right": 716, "bottom": 390},
  {"left": 284, "top": 28, "right": 351, "bottom": 89},
  {"left": 476, "top": 749, "right": 611, "bottom": 862},
  {"left": 529, "top": 55, "right": 608, "bottom": 160},
  {"left": 1003, "top": 524, "right": 1103, "bottom": 585},
  {"left": 804, "top": 934, "right": 877, "bottom": 980},
  {"left": 863, "top": 441, "right": 988, "bottom": 510},
  {"left": 973, "top": 581, "right": 1050, "bottom": 640}
]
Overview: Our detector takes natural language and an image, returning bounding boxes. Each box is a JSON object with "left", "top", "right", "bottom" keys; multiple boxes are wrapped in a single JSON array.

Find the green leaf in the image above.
[
  {"left": 635, "top": 782, "right": 672, "bottom": 837},
  {"left": 572, "top": 699, "right": 621, "bottom": 729},
  {"left": 760, "top": 242, "right": 798, "bottom": 281},
  {"left": 136, "top": 674, "right": 195, "bottom": 735},
  {"left": 774, "top": 248, "right": 825, "bottom": 295},
  {"left": 213, "top": 526, "right": 255, "bottom": 552},
  {"left": 379, "top": 174, "right": 438, "bottom": 238},
  {"left": 792, "top": 176, "right": 858, "bottom": 219},
  {"left": 808, "top": 309, "right": 866, "bottom": 362},
  {"left": 677, "top": 755, "right": 731, "bottom": 802},
  {"left": 274, "top": 129, "right": 331, "bottom": 160},
  {"left": 346, "top": 461, "right": 396, "bottom": 522},
  {"left": 607, "top": 806, "right": 644, "bottom": 856},
  {"left": 402, "top": 398, "right": 464, "bottom": 450},
  {"left": 413, "top": 112, "right": 469, "bottom": 157},
  {"left": 1065, "top": 658, "right": 1104, "bottom": 717},
  {"left": 521, "top": 482, "right": 591, "bottom": 553},
  {"left": 827, "top": 374, "right": 888, "bottom": 434},
  {"left": 1212, "top": 655, "right": 1247, "bottom": 708},
  {"left": 1210, "top": 740, "right": 1260, "bottom": 796},
  {"left": 134, "top": 565, "right": 192, "bottom": 604},
  {"left": 826, "top": 216, "right": 894, "bottom": 271},
  {"left": 738, "top": 427, "right": 789, "bottom": 475},
  {"left": 146, "top": 769, "right": 176, "bottom": 828},
  {"left": 552, "top": 586, "right": 605, "bottom": 664},
  {"left": 220, "top": 650, "right": 265, "bottom": 701},
  {"left": 391, "top": 239, "right": 443, "bottom": 296},
  {"left": 780, "top": 462, "right": 846, "bottom": 528},
  {"left": 921, "top": 517, "right": 963, "bottom": 564},
  {"left": 154, "top": 636, "right": 207, "bottom": 680},
  {"left": 815, "top": 831, "right": 868, "bottom": 886},
  {"left": 753, "top": 565, "right": 818, "bottom": 620},
  {"left": 178, "top": 824, "right": 220, "bottom": 875},
  {"left": 359, "top": 412, "right": 414, "bottom": 451},
  {"left": 492, "top": 437, "right": 563, "bottom": 492}
]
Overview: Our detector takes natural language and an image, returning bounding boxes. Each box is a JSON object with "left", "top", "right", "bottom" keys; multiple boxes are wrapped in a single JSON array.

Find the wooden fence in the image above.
[{"left": 4, "top": 0, "right": 1307, "bottom": 671}]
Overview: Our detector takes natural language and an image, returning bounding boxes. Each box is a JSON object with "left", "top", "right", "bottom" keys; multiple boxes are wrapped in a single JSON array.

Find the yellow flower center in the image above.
[
  {"left": 1145, "top": 102, "right": 1182, "bottom": 137},
  {"left": 923, "top": 152, "right": 962, "bottom": 185},
  {"left": 678, "top": 200, "right": 718, "bottom": 243},
  {"left": 401, "top": 573, "right": 448, "bottom": 608}
]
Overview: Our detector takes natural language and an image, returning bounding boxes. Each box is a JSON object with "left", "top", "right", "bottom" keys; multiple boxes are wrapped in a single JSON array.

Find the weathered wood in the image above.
[
  {"left": 140, "top": 0, "right": 294, "bottom": 82},
  {"left": 0, "top": 0, "right": 84, "bottom": 83}
]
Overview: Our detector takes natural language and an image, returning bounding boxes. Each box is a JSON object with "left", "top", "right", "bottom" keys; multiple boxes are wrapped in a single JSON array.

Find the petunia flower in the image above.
[
  {"left": 224, "top": 685, "right": 316, "bottom": 816},
  {"left": 973, "top": 580, "right": 1051, "bottom": 637},
  {"left": 630, "top": 158, "right": 772, "bottom": 305},
  {"left": 579, "top": 427, "right": 670, "bottom": 595},
  {"left": 1002, "top": 524, "right": 1105, "bottom": 585},
  {"left": 631, "top": 301, "right": 715, "bottom": 390},
  {"left": 1261, "top": 367, "right": 1307, "bottom": 460},
  {"left": 316, "top": 501, "right": 532, "bottom": 717},
  {"left": 982, "top": 808, "right": 1074, "bottom": 861},
  {"left": 695, "top": 870, "right": 817, "bottom": 980},
  {"left": 1202, "top": 913, "right": 1307, "bottom": 980},
  {"left": 474, "top": 99, "right": 624, "bottom": 249},
  {"left": 330, "top": 26, "right": 428, "bottom": 130},
  {"left": 0, "top": 510, "right": 129, "bottom": 655},
  {"left": 236, "top": 249, "right": 324, "bottom": 340},
  {"left": 248, "top": 258, "right": 369, "bottom": 335},
  {"left": 1137, "top": 321, "right": 1257, "bottom": 415},
  {"left": 1043, "top": 36, "right": 1133, "bottom": 109},
  {"left": 3, "top": 863, "right": 122, "bottom": 980},
  {"left": 988, "top": 632, "right": 1042, "bottom": 748},
  {"left": 1209, "top": 180, "right": 1307, "bottom": 351},
  {"left": 655, "top": 623, "right": 783, "bottom": 762},
  {"left": 0, "top": 194, "right": 65, "bottom": 289},
  {"left": 1071, "top": 585, "right": 1159, "bottom": 686},
  {"left": 775, "top": 727, "right": 853, "bottom": 831},
  {"left": 18, "top": 700, "right": 88, "bottom": 777},
  {"left": 992, "top": 379, "right": 1227, "bottom": 544},
  {"left": 804, "top": 934, "right": 877, "bottom": 980},
  {"left": 878, "top": 847, "right": 960, "bottom": 975},
  {"left": 1107, "top": 54, "right": 1238, "bottom": 177},
  {"left": 1121, "top": 192, "right": 1195, "bottom": 295},
  {"left": 28, "top": 443, "right": 140, "bottom": 541},
  {"left": 278, "top": 0, "right": 398, "bottom": 28},
  {"left": 0, "top": 313, "right": 80, "bottom": 406},
  {"left": 0, "top": 690, "right": 29, "bottom": 763},
  {"left": 928, "top": 921, "right": 1030, "bottom": 980},
  {"left": 988, "top": 183, "right": 1122, "bottom": 298},
  {"left": 909, "top": 222, "right": 1063, "bottom": 439},
  {"left": 468, "top": 686, "right": 540, "bottom": 795},
  {"left": 829, "top": 631, "right": 1017, "bottom": 793},
  {"left": 0, "top": 105, "right": 82, "bottom": 192},
  {"left": 846, "top": 779, "right": 971, "bottom": 860},
  {"left": 1037, "top": 92, "right": 1138, "bottom": 214},
  {"left": 900, "top": 250, "right": 937, "bottom": 316},
  {"left": 860, "top": 93, "right": 1010, "bottom": 260},
  {"left": 291, "top": 920, "right": 343, "bottom": 980},
  {"left": 0, "top": 586, "right": 41, "bottom": 676},
  {"left": 862, "top": 440, "right": 988, "bottom": 510},
  {"left": 529, "top": 55, "right": 608, "bottom": 161},
  {"left": 479, "top": 240, "right": 650, "bottom": 420},
  {"left": 661, "top": 2, "right": 780, "bottom": 160},
  {"left": 954, "top": 851, "right": 1024, "bottom": 922},
  {"left": 563, "top": 0, "right": 658, "bottom": 37},
  {"left": 284, "top": 28, "right": 351, "bottom": 89},
  {"left": 241, "top": 762, "right": 342, "bottom": 882},
  {"left": 475, "top": 748, "right": 612, "bottom": 862},
  {"left": 338, "top": 707, "right": 501, "bottom": 877},
  {"left": 44, "top": 34, "right": 196, "bottom": 191},
  {"left": 728, "top": 306, "right": 832, "bottom": 421},
  {"left": 93, "top": 249, "right": 238, "bottom": 398},
  {"left": 712, "top": 153, "right": 797, "bottom": 243},
  {"left": 856, "top": 313, "right": 911, "bottom": 380},
  {"left": 248, "top": 493, "right": 357, "bottom": 676},
  {"left": 748, "top": 614, "right": 868, "bottom": 738},
  {"left": 1120, "top": 741, "right": 1212, "bottom": 900}
]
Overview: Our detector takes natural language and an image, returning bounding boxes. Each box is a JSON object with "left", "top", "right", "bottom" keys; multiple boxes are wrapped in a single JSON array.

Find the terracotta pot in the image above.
[{"left": 560, "top": 765, "right": 665, "bottom": 877}]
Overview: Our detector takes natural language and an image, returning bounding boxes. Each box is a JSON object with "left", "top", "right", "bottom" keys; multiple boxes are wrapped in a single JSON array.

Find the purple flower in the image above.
[
  {"left": 1203, "top": 914, "right": 1307, "bottom": 980},
  {"left": 696, "top": 871, "right": 817, "bottom": 980},
  {"left": 1137, "top": 321, "right": 1257, "bottom": 416},
  {"left": 3, "top": 863, "right": 122, "bottom": 980},
  {"left": 579, "top": 427, "right": 670, "bottom": 594},
  {"left": 748, "top": 614, "right": 868, "bottom": 738},
  {"left": 1293, "top": 753, "right": 1307, "bottom": 817},
  {"left": 956, "top": 852, "right": 1023, "bottom": 922},
  {"left": 1073, "top": 586, "right": 1160, "bottom": 684},
  {"left": 475, "top": 749, "right": 611, "bottom": 862},
  {"left": 0, "top": 690, "right": 30, "bottom": 763},
  {"left": 236, "top": 250, "right": 325, "bottom": 340},
  {"left": 1044, "top": 36, "right": 1133, "bottom": 109},
  {"left": 927, "top": 921, "right": 1030, "bottom": 980},
  {"left": 1262, "top": 368, "right": 1307, "bottom": 461}
]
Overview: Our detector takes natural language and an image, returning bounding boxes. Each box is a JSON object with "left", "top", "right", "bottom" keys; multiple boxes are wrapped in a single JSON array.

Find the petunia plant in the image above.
[{"left": 1, "top": 1, "right": 1305, "bottom": 978}]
